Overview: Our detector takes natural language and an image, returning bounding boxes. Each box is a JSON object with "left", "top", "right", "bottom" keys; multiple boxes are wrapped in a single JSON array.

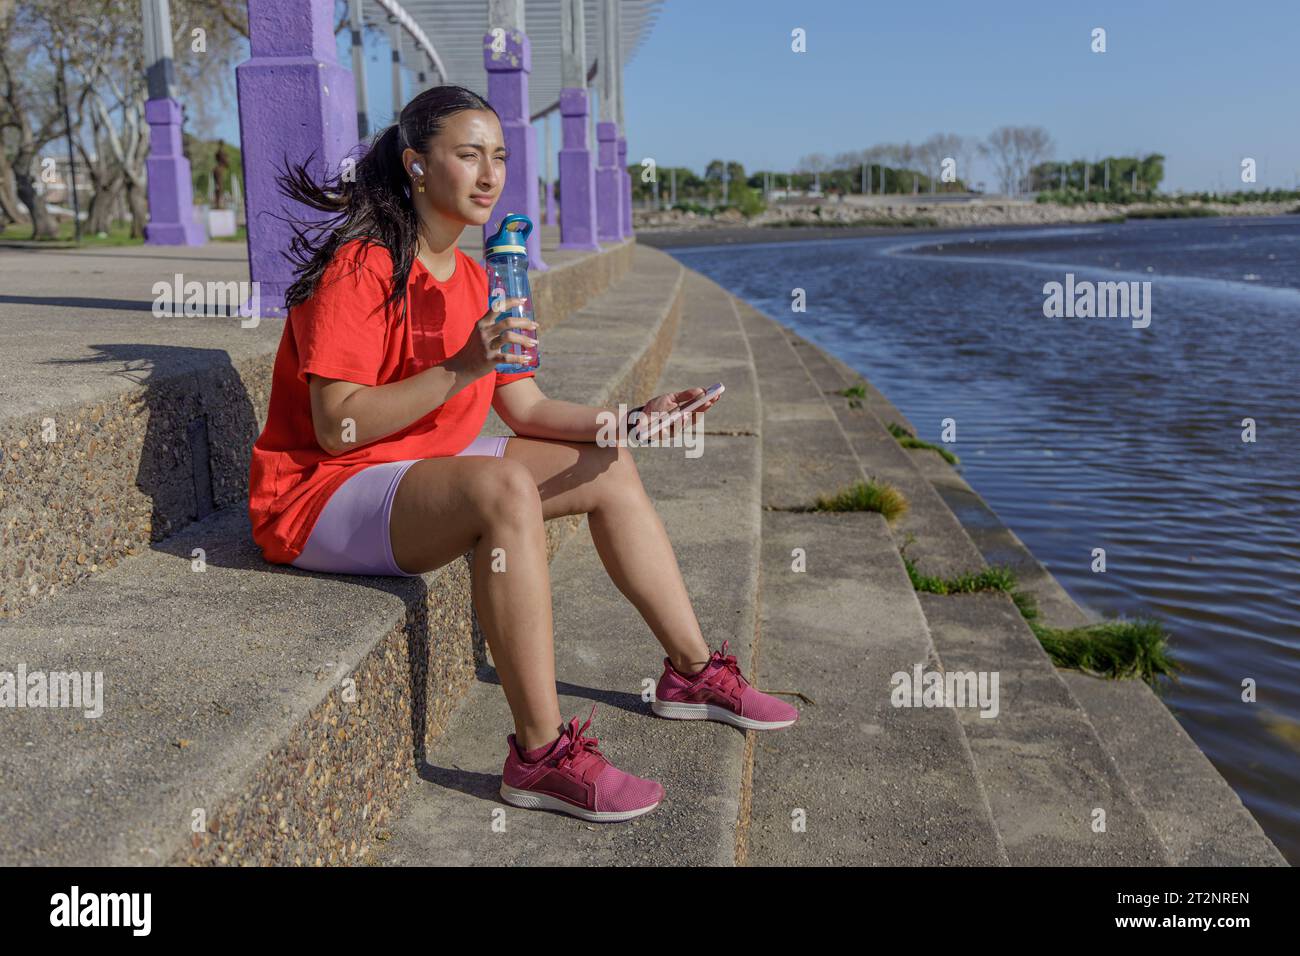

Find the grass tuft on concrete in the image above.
[
  {"left": 901, "top": 548, "right": 1177, "bottom": 685},
  {"left": 837, "top": 383, "right": 868, "bottom": 409},
  {"left": 812, "top": 478, "right": 909, "bottom": 522},
  {"left": 1032, "top": 618, "right": 1178, "bottom": 683},
  {"left": 886, "top": 421, "right": 960, "bottom": 466},
  {"left": 903, "top": 555, "right": 1013, "bottom": 594}
]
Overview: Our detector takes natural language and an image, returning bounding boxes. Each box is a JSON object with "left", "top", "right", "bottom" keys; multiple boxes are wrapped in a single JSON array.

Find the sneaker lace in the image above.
[
  {"left": 681, "top": 640, "right": 816, "bottom": 705},
  {"left": 709, "top": 640, "right": 748, "bottom": 693},
  {"left": 555, "top": 705, "right": 605, "bottom": 774}
]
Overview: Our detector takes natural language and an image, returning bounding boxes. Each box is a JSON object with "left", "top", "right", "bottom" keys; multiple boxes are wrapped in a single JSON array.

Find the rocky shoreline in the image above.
[{"left": 633, "top": 197, "right": 1297, "bottom": 236}]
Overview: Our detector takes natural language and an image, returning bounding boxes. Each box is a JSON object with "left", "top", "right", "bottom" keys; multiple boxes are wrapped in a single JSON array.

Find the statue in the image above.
[{"left": 213, "top": 140, "right": 229, "bottom": 210}]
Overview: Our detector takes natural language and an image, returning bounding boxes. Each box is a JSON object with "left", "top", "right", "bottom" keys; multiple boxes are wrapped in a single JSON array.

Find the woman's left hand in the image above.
[{"left": 638, "top": 386, "right": 720, "bottom": 436}]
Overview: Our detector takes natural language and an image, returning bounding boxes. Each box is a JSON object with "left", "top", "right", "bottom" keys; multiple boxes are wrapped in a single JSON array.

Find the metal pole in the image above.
[
  {"left": 544, "top": 110, "right": 552, "bottom": 192},
  {"left": 390, "top": 18, "right": 403, "bottom": 119},
  {"left": 349, "top": 0, "right": 369, "bottom": 137}
]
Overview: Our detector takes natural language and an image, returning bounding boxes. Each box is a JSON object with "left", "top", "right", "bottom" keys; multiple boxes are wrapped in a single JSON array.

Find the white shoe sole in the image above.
[
  {"left": 651, "top": 699, "right": 796, "bottom": 730},
  {"left": 499, "top": 784, "right": 661, "bottom": 823}
]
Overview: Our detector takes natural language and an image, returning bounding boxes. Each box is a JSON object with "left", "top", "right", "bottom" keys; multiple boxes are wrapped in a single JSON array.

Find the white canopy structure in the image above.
[{"left": 357, "top": 0, "right": 665, "bottom": 120}]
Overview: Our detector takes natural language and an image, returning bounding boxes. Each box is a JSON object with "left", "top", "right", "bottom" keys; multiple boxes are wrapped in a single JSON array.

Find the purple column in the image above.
[
  {"left": 558, "top": 88, "right": 599, "bottom": 251},
  {"left": 143, "top": 99, "right": 204, "bottom": 245},
  {"left": 595, "top": 121, "right": 624, "bottom": 242},
  {"left": 617, "top": 133, "right": 632, "bottom": 238},
  {"left": 484, "top": 30, "right": 547, "bottom": 271},
  {"left": 235, "top": 0, "right": 358, "bottom": 317}
]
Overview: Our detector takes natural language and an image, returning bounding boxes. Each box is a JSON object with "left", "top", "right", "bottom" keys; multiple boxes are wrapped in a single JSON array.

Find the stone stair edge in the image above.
[{"left": 727, "top": 291, "right": 1006, "bottom": 864}]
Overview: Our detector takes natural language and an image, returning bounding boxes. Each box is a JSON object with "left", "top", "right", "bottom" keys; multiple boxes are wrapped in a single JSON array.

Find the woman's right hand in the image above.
[{"left": 446, "top": 296, "right": 539, "bottom": 377}]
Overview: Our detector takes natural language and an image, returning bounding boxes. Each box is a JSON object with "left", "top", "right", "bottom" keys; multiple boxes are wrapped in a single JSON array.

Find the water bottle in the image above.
[{"left": 483, "top": 213, "right": 540, "bottom": 374}]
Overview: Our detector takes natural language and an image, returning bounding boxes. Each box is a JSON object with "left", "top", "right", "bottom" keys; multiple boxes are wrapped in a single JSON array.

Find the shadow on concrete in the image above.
[
  {"left": 1, "top": 294, "right": 159, "bottom": 312},
  {"left": 0, "top": 244, "right": 237, "bottom": 263}
]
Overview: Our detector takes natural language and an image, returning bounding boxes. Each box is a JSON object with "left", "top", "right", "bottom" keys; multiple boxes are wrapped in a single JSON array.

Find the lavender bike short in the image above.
[{"left": 291, "top": 435, "right": 511, "bottom": 578}]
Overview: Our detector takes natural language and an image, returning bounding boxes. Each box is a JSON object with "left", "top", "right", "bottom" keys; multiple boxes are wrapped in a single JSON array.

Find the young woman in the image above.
[{"left": 248, "top": 85, "right": 796, "bottom": 824}]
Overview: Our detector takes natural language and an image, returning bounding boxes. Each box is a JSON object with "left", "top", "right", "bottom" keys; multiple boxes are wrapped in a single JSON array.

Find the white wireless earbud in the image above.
[{"left": 411, "top": 162, "right": 425, "bottom": 176}]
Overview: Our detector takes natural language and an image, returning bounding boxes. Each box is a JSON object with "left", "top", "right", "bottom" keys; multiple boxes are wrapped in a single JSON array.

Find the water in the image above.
[{"left": 667, "top": 216, "right": 1300, "bottom": 862}]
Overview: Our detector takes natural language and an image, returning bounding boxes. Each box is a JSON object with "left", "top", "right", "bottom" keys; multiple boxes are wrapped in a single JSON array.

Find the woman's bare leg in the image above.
[
  {"left": 502, "top": 437, "right": 712, "bottom": 675},
  {"left": 388, "top": 455, "right": 563, "bottom": 750}
]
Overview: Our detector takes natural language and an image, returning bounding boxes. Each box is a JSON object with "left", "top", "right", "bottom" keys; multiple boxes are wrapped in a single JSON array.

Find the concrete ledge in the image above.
[
  {"left": 0, "top": 242, "right": 680, "bottom": 865},
  {"left": 0, "top": 235, "right": 636, "bottom": 620}
]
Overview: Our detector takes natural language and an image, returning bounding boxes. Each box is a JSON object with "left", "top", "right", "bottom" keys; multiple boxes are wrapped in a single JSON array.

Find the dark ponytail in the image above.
[{"left": 275, "top": 84, "right": 499, "bottom": 314}]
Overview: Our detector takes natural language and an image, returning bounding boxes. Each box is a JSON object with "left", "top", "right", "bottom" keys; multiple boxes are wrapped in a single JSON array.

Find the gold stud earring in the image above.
[{"left": 417, "top": 178, "right": 425, "bottom": 193}]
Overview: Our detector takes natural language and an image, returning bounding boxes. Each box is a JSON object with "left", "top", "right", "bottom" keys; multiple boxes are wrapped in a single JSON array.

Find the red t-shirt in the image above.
[{"left": 248, "top": 238, "right": 536, "bottom": 565}]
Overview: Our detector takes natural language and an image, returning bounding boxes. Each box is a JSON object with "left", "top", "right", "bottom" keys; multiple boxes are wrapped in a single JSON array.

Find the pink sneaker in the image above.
[
  {"left": 652, "top": 640, "right": 798, "bottom": 730},
  {"left": 500, "top": 706, "right": 664, "bottom": 823}
]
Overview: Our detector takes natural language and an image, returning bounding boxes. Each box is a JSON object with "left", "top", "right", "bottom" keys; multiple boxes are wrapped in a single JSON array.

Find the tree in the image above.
[
  {"left": 0, "top": 0, "right": 248, "bottom": 239},
  {"left": 0, "top": 2, "right": 62, "bottom": 237},
  {"left": 984, "top": 125, "right": 1053, "bottom": 195}
]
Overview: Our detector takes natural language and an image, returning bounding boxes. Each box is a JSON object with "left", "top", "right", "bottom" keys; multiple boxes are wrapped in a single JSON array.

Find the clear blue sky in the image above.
[{"left": 216, "top": 0, "right": 1300, "bottom": 192}]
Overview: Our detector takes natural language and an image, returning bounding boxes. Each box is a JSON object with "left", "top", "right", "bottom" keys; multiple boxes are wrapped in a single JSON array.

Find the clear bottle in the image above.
[{"left": 483, "top": 213, "right": 540, "bottom": 374}]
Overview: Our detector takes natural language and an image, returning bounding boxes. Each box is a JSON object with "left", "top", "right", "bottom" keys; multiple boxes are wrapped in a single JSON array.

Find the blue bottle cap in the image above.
[{"left": 485, "top": 213, "right": 532, "bottom": 257}]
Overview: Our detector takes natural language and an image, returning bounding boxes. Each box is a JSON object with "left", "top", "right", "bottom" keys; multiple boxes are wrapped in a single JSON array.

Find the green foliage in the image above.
[
  {"left": 812, "top": 479, "right": 909, "bottom": 522},
  {"left": 1031, "top": 153, "right": 1165, "bottom": 198},
  {"left": 838, "top": 383, "right": 867, "bottom": 408},
  {"left": 1032, "top": 618, "right": 1179, "bottom": 683},
  {"left": 766, "top": 217, "right": 940, "bottom": 228},
  {"left": 886, "top": 421, "right": 959, "bottom": 466},
  {"left": 1123, "top": 207, "right": 1219, "bottom": 219},
  {"left": 185, "top": 135, "right": 243, "bottom": 207},
  {"left": 1, "top": 220, "right": 140, "bottom": 245},
  {"left": 900, "top": 549, "right": 1178, "bottom": 685},
  {"left": 902, "top": 556, "right": 1017, "bottom": 595}
]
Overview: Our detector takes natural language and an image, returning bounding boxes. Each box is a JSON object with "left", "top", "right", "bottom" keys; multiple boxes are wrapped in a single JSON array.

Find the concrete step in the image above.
[
  {"left": 746, "top": 509, "right": 1007, "bottom": 864},
  {"left": 366, "top": 269, "right": 761, "bottom": 865},
  {"left": 761, "top": 312, "right": 983, "bottom": 579},
  {"left": 0, "top": 242, "right": 679, "bottom": 865},
  {"left": 764, "top": 316, "right": 1284, "bottom": 868},
  {"left": 918, "top": 592, "right": 1169, "bottom": 864},
  {"left": 0, "top": 232, "right": 636, "bottom": 620},
  {"left": 719, "top": 282, "right": 1003, "bottom": 864},
  {"left": 788, "top": 325, "right": 1286, "bottom": 866},
  {"left": 727, "top": 303, "right": 861, "bottom": 511},
  {"left": 905, "top": 438, "right": 1286, "bottom": 865},
  {"left": 1057, "top": 671, "right": 1288, "bottom": 866},
  {"left": 739, "top": 304, "right": 1173, "bottom": 864}
]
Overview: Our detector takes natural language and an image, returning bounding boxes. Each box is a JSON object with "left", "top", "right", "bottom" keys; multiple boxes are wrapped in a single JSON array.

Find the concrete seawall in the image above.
[{"left": 0, "top": 233, "right": 1284, "bottom": 865}]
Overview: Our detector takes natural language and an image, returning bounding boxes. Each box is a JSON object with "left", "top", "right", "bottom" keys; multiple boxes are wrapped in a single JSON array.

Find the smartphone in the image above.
[{"left": 635, "top": 382, "right": 725, "bottom": 441}]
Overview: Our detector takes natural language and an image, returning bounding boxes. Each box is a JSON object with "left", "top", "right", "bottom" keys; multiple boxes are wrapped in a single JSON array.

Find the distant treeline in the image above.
[
  {"left": 1030, "top": 154, "right": 1165, "bottom": 202},
  {"left": 627, "top": 157, "right": 963, "bottom": 216}
]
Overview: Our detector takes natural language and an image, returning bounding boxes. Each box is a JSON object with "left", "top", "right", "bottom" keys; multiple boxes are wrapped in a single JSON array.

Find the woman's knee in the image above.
[
  {"left": 468, "top": 458, "right": 544, "bottom": 524},
  {"left": 593, "top": 441, "right": 647, "bottom": 504}
]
